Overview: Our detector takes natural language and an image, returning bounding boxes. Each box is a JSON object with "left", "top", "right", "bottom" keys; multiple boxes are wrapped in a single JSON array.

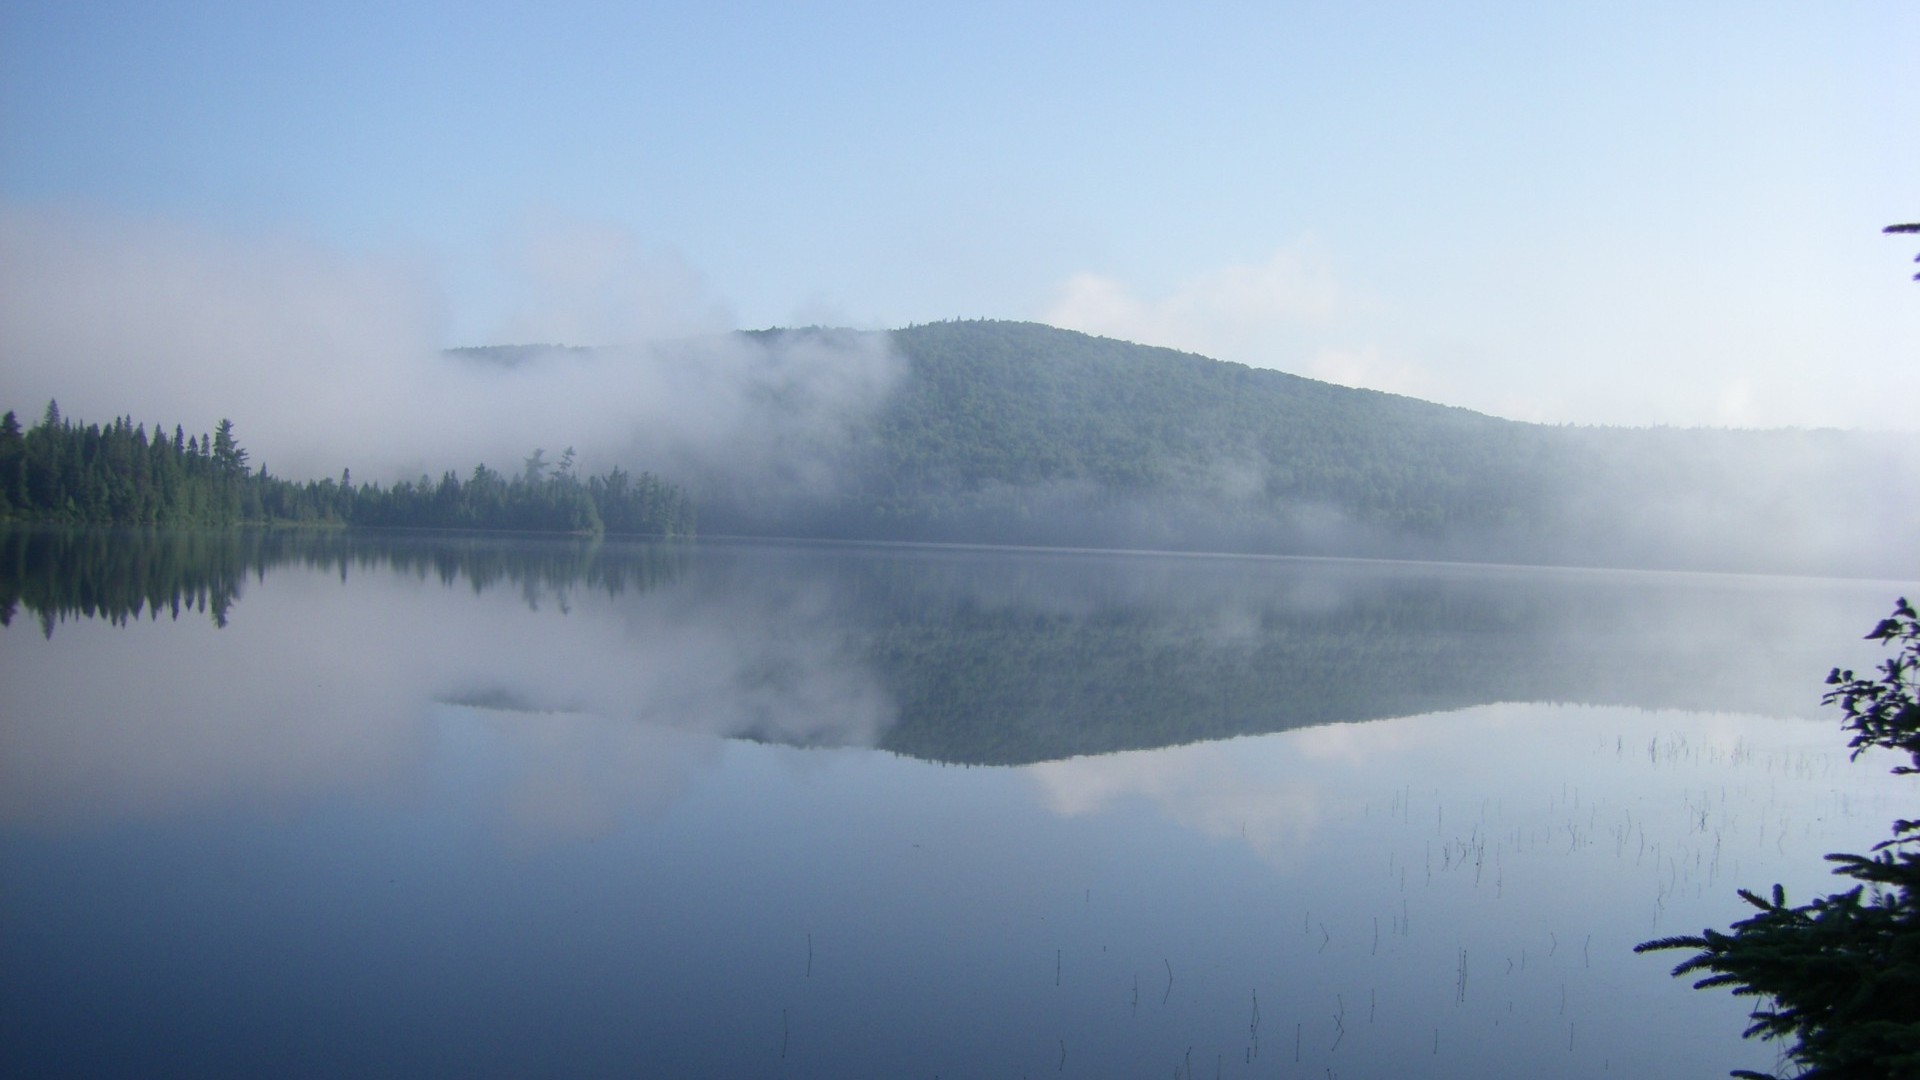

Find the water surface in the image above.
[{"left": 1, "top": 530, "right": 1910, "bottom": 1077}]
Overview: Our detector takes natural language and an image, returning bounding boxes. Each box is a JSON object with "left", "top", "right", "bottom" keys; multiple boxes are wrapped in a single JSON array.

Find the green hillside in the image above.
[
  {"left": 716, "top": 321, "right": 1917, "bottom": 576},
  {"left": 447, "top": 320, "right": 1914, "bottom": 575},
  {"left": 862, "top": 320, "right": 1560, "bottom": 544}
]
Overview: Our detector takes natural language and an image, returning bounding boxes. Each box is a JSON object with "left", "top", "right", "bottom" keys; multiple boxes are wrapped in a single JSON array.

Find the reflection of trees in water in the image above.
[
  {"left": 668, "top": 548, "right": 1867, "bottom": 765},
  {"left": 3, "top": 530, "right": 1875, "bottom": 766},
  {"left": 0, "top": 526, "right": 688, "bottom": 636},
  {"left": 833, "top": 555, "right": 1854, "bottom": 765}
]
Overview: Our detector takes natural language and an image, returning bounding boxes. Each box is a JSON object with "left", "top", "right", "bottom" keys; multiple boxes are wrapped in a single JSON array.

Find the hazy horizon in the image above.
[{"left": 3, "top": 2, "right": 1915, "bottom": 453}]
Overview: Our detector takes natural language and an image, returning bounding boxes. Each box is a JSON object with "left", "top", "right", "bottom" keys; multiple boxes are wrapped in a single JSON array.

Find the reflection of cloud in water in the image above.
[
  {"left": 438, "top": 707, "right": 722, "bottom": 847},
  {"left": 0, "top": 563, "right": 895, "bottom": 834},
  {"left": 1026, "top": 740, "right": 1330, "bottom": 867},
  {"left": 1024, "top": 703, "right": 1883, "bottom": 879},
  {"left": 1023, "top": 712, "right": 1522, "bottom": 867},
  {"left": 7, "top": 539, "right": 1898, "bottom": 839}
]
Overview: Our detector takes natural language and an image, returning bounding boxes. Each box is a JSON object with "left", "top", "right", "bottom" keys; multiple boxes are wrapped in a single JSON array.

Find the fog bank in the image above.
[{"left": 0, "top": 205, "right": 902, "bottom": 494}]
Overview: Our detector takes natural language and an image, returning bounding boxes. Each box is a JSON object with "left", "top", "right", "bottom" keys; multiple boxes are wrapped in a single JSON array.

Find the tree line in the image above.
[{"left": 0, "top": 401, "right": 695, "bottom": 538}]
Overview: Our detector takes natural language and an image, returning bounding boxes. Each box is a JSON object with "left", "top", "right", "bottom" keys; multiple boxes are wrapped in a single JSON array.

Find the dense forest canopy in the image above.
[
  {"left": 713, "top": 321, "right": 1918, "bottom": 577},
  {"left": 0, "top": 402, "right": 694, "bottom": 538}
]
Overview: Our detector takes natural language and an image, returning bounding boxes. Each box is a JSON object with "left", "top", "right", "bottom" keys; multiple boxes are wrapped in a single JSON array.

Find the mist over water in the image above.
[
  {"left": 2, "top": 531, "right": 1906, "bottom": 830},
  {"left": 2, "top": 534, "right": 1912, "bottom": 1078}
]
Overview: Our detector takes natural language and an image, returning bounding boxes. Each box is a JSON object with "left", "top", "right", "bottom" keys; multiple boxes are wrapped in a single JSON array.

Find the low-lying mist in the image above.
[
  {"left": 3, "top": 531, "right": 1899, "bottom": 834},
  {"left": 4, "top": 204, "right": 1915, "bottom": 578},
  {"left": 0, "top": 205, "right": 903, "bottom": 501}
]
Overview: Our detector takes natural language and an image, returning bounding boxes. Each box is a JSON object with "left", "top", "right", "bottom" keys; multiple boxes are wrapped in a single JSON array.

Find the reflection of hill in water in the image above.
[
  {"left": 4, "top": 528, "right": 1895, "bottom": 766},
  {"left": 668, "top": 542, "right": 1883, "bottom": 765},
  {"left": 811, "top": 549, "right": 1879, "bottom": 765}
]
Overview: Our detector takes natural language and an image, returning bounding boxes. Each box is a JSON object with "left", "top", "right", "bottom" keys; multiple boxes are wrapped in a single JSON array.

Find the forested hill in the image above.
[
  {"left": 857, "top": 321, "right": 1559, "bottom": 549},
  {"left": 11, "top": 320, "right": 1909, "bottom": 575},
  {"left": 704, "top": 321, "right": 1919, "bottom": 578}
]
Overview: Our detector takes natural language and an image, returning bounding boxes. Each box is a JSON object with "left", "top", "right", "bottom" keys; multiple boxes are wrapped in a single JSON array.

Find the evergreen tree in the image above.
[
  {"left": 0, "top": 411, "right": 23, "bottom": 517},
  {"left": 1638, "top": 599, "right": 1920, "bottom": 1078},
  {"left": 0, "top": 404, "right": 695, "bottom": 537}
]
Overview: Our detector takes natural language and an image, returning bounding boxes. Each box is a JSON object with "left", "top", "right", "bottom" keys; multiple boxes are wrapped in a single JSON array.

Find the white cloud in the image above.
[
  {"left": 1038, "top": 232, "right": 1920, "bottom": 431},
  {"left": 1040, "top": 244, "right": 1456, "bottom": 403},
  {"left": 1042, "top": 246, "right": 1344, "bottom": 367},
  {"left": 1301, "top": 345, "right": 1438, "bottom": 401}
]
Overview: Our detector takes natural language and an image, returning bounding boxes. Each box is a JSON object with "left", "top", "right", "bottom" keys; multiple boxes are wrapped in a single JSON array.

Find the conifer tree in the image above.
[{"left": 1638, "top": 600, "right": 1920, "bottom": 1078}]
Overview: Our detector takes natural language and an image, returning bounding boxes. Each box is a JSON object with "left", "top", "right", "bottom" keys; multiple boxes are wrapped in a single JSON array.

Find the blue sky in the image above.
[{"left": 3, "top": 1, "right": 1916, "bottom": 432}]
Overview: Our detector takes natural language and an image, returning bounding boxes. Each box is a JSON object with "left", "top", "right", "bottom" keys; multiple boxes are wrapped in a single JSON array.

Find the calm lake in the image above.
[{"left": 1, "top": 528, "right": 1912, "bottom": 1078}]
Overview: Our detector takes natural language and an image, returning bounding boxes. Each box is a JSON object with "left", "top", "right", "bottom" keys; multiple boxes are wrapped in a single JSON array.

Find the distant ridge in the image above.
[
  {"left": 445, "top": 343, "right": 592, "bottom": 367},
  {"left": 836, "top": 319, "right": 1553, "bottom": 551},
  {"left": 452, "top": 320, "right": 1920, "bottom": 577}
]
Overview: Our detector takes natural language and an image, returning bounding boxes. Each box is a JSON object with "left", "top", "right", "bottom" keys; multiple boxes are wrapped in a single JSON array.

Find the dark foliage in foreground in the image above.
[{"left": 1638, "top": 599, "right": 1920, "bottom": 1079}]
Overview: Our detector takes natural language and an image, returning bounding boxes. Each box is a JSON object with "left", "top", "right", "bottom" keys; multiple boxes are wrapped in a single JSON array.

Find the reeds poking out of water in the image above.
[{"left": 1163, "top": 958, "right": 1174, "bottom": 1004}]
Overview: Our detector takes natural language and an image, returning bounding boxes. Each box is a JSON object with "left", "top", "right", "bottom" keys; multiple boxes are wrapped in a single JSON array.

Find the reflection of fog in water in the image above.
[
  {"left": 437, "top": 568, "right": 893, "bottom": 749},
  {"left": 0, "top": 550, "right": 894, "bottom": 835},
  {"left": 0, "top": 537, "right": 1908, "bottom": 836},
  {"left": 432, "top": 707, "right": 722, "bottom": 847},
  {"left": 5, "top": 536, "right": 1918, "bottom": 1079}
]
